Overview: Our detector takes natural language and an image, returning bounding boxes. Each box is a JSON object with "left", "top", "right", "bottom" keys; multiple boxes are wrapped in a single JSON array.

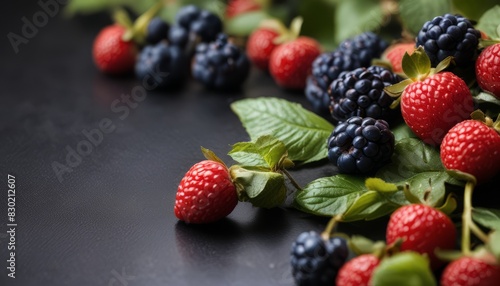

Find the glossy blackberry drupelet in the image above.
[
  {"left": 416, "top": 14, "right": 481, "bottom": 67},
  {"left": 327, "top": 116, "right": 394, "bottom": 174},
  {"left": 192, "top": 34, "right": 250, "bottom": 90},
  {"left": 329, "top": 66, "right": 402, "bottom": 121},
  {"left": 291, "top": 231, "right": 349, "bottom": 286},
  {"left": 338, "top": 32, "right": 389, "bottom": 67},
  {"left": 305, "top": 50, "right": 362, "bottom": 114},
  {"left": 145, "top": 17, "right": 170, "bottom": 44},
  {"left": 135, "top": 42, "right": 188, "bottom": 89},
  {"left": 168, "top": 5, "right": 223, "bottom": 49},
  {"left": 329, "top": 66, "right": 401, "bottom": 122}
]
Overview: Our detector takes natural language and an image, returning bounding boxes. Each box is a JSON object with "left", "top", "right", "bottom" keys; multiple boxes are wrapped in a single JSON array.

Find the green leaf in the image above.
[
  {"left": 231, "top": 98, "right": 334, "bottom": 165},
  {"left": 474, "top": 92, "right": 500, "bottom": 118},
  {"left": 403, "top": 171, "right": 451, "bottom": 207},
  {"left": 298, "top": 0, "right": 336, "bottom": 49},
  {"left": 472, "top": 207, "right": 500, "bottom": 231},
  {"left": 294, "top": 175, "right": 366, "bottom": 217},
  {"left": 371, "top": 252, "right": 437, "bottom": 286},
  {"left": 228, "top": 135, "right": 289, "bottom": 170},
  {"left": 488, "top": 231, "right": 500, "bottom": 261},
  {"left": 342, "top": 190, "right": 399, "bottom": 221},
  {"left": 399, "top": 0, "right": 451, "bottom": 36},
  {"left": 333, "top": 0, "right": 384, "bottom": 44},
  {"left": 376, "top": 138, "right": 444, "bottom": 182},
  {"left": 401, "top": 47, "right": 431, "bottom": 79},
  {"left": 225, "top": 11, "right": 269, "bottom": 36},
  {"left": 476, "top": 5, "right": 500, "bottom": 40},
  {"left": 392, "top": 122, "right": 418, "bottom": 142},
  {"left": 229, "top": 166, "right": 286, "bottom": 208},
  {"left": 349, "top": 235, "right": 386, "bottom": 255},
  {"left": 454, "top": 0, "right": 500, "bottom": 22}
]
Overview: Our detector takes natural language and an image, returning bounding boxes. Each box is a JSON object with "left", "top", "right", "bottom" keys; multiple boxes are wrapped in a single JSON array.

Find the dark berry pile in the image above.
[
  {"left": 337, "top": 32, "right": 389, "bottom": 67},
  {"left": 135, "top": 42, "right": 188, "bottom": 89},
  {"left": 291, "top": 231, "right": 348, "bottom": 286},
  {"left": 305, "top": 50, "right": 362, "bottom": 114},
  {"left": 329, "top": 66, "right": 401, "bottom": 122},
  {"left": 168, "top": 5, "right": 223, "bottom": 50},
  {"left": 416, "top": 14, "right": 481, "bottom": 67},
  {"left": 305, "top": 32, "right": 388, "bottom": 116},
  {"left": 145, "top": 17, "right": 170, "bottom": 45},
  {"left": 327, "top": 116, "right": 394, "bottom": 174},
  {"left": 192, "top": 34, "right": 250, "bottom": 90}
]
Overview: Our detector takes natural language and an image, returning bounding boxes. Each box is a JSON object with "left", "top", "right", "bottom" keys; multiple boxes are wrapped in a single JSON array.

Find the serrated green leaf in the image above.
[
  {"left": 475, "top": 5, "right": 500, "bottom": 40},
  {"left": 230, "top": 166, "right": 286, "bottom": 208},
  {"left": 403, "top": 171, "right": 452, "bottom": 207},
  {"left": 225, "top": 11, "right": 268, "bottom": 36},
  {"left": 472, "top": 207, "right": 500, "bottom": 231},
  {"left": 333, "top": 0, "right": 384, "bottom": 44},
  {"left": 399, "top": 0, "right": 451, "bottom": 36},
  {"left": 371, "top": 252, "right": 437, "bottom": 286},
  {"left": 294, "top": 175, "right": 366, "bottom": 217},
  {"left": 231, "top": 98, "right": 334, "bottom": 165},
  {"left": 229, "top": 135, "right": 288, "bottom": 170},
  {"left": 376, "top": 138, "right": 444, "bottom": 182}
]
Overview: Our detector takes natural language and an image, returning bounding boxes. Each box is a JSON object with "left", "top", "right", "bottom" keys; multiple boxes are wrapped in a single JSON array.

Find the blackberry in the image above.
[
  {"left": 338, "top": 32, "right": 389, "bottom": 67},
  {"left": 168, "top": 5, "right": 223, "bottom": 49},
  {"left": 416, "top": 14, "right": 481, "bottom": 67},
  {"left": 329, "top": 65, "right": 402, "bottom": 122},
  {"left": 145, "top": 17, "right": 170, "bottom": 44},
  {"left": 135, "top": 42, "right": 188, "bottom": 89},
  {"left": 305, "top": 50, "right": 362, "bottom": 114},
  {"left": 192, "top": 34, "right": 250, "bottom": 90},
  {"left": 291, "top": 231, "right": 348, "bottom": 286},
  {"left": 327, "top": 116, "right": 394, "bottom": 174}
]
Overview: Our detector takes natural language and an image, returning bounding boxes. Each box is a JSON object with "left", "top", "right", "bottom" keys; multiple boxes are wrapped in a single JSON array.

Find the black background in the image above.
[{"left": 2, "top": 1, "right": 497, "bottom": 286}]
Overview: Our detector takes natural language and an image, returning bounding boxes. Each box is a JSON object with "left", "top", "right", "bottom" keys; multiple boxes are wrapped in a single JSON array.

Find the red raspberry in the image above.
[
  {"left": 225, "top": 0, "right": 260, "bottom": 19},
  {"left": 476, "top": 43, "right": 500, "bottom": 99},
  {"left": 336, "top": 254, "right": 380, "bottom": 286},
  {"left": 441, "top": 256, "right": 500, "bottom": 286},
  {"left": 401, "top": 72, "right": 474, "bottom": 145},
  {"left": 382, "top": 42, "right": 415, "bottom": 73},
  {"left": 174, "top": 160, "right": 238, "bottom": 224},
  {"left": 440, "top": 119, "right": 500, "bottom": 184},
  {"left": 246, "top": 28, "right": 280, "bottom": 71},
  {"left": 386, "top": 204, "right": 457, "bottom": 270},
  {"left": 92, "top": 25, "right": 137, "bottom": 75},
  {"left": 269, "top": 37, "right": 321, "bottom": 89}
]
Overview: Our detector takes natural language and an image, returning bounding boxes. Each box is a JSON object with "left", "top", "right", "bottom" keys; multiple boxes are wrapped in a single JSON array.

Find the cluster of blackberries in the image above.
[
  {"left": 290, "top": 231, "right": 349, "bottom": 286},
  {"left": 135, "top": 5, "right": 250, "bottom": 91},
  {"left": 305, "top": 32, "right": 389, "bottom": 115}
]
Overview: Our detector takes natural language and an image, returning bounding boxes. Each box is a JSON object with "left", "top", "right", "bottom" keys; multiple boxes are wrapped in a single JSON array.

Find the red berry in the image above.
[
  {"left": 440, "top": 119, "right": 500, "bottom": 184},
  {"left": 92, "top": 25, "right": 137, "bottom": 75},
  {"left": 382, "top": 42, "right": 415, "bottom": 73},
  {"left": 174, "top": 160, "right": 238, "bottom": 224},
  {"left": 246, "top": 28, "right": 280, "bottom": 71},
  {"left": 336, "top": 254, "right": 380, "bottom": 286},
  {"left": 441, "top": 256, "right": 500, "bottom": 286},
  {"left": 476, "top": 43, "right": 500, "bottom": 98},
  {"left": 401, "top": 72, "right": 474, "bottom": 145},
  {"left": 225, "top": 0, "right": 260, "bottom": 19},
  {"left": 269, "top": 37, "right": 321, "bottom": 89},
  {"left": 386, "top": 204, "right": 457, "bottom": 270}
]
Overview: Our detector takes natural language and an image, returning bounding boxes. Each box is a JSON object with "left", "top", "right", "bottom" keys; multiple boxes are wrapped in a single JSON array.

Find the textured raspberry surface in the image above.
[
  {"left": 336, "top": 254, "right": 380, "bottom": 286},
  {"left": 441, "top": 256, "right": 500, "bottom": 286},
  {"left": 476, "top": 43, "right": 500, "bottom": 98}
]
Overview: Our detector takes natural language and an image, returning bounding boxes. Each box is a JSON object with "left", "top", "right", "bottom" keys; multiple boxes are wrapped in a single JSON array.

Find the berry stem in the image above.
[
  {"left": 282, "top": 169, "right": 302, "bottom": 191},
  {"left": 321, "top": 215, "right": 342, "bottom": 240},
  {"left": 461, "top": 180, "right": 489, "bottom": 254}
]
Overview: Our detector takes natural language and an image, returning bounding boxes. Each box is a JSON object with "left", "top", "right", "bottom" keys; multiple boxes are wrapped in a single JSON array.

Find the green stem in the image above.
[
  {"left": 321, "top": 215, "right": 342, "bottom": 240},
  {"left": 470, "top": 221, "right": 490, "bottom": 244},
  {"left": 461, "top": 180, "right": 475, "bottom": 255},
  {"left": 282, "top": 169, "right": 302, "bottom": 192}
]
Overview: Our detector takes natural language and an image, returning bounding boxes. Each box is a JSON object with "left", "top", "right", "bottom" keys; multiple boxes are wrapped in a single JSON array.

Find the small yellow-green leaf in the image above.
[{"left": 365, "top": 178, "right": 398, "bottom": 193}]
